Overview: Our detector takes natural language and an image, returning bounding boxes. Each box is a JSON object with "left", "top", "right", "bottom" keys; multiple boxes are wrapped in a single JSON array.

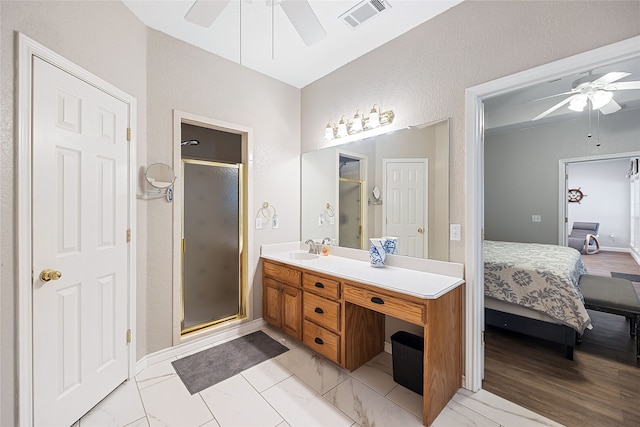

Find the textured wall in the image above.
[
  {"left": 301, "top": 0, "right": 640, "bottom": 264},
  {"left": 0, "top": 2, "right": 147, "bottom": 425},
  {"left": 485, "top": 108, "right": 640, "bottom": 244},
  {"left": 145, "top": 29, "right": 301, "bottom": 353}
]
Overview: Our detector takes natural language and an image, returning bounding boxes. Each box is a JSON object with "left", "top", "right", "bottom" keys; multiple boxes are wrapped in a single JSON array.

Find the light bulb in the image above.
[
  {"left": 590, "top": 90, "right": 613, "bottom": 110},
  {"left": 368, "top": 105, "right": 380, "bottom": 128},
  {"left": 324, "top": 122, "right": 334, "bottom": 140},
  {"left": 568, "top": 95, "right": 587, "bottom": 112},
  {"left": 337, "top": 117, "right": 348, "bottom": 137},
  {"left": 351, "top": 111, "right": 363, "bottom": 133}
]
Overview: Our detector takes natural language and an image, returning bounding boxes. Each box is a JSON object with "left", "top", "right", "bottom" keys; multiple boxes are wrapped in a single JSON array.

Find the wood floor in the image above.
[{"left": 483, "top": 251, "right": 640, "bottom": 427}]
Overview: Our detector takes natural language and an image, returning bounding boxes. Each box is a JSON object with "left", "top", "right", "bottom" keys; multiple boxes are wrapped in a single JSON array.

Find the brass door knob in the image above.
[
  {"left": 417, "top": 228, "right": 424, "bottom": 233},
  {"left": 40, "top": 269, "right": 62, "bottom": 283}
]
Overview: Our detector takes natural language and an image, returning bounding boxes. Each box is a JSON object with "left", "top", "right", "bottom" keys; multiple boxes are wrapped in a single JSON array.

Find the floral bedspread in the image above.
[{"left": 484, "top": 240, "right": 591, "bottom": 334}]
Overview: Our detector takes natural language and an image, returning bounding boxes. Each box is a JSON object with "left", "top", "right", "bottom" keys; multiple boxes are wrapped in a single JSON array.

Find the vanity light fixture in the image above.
[
  {"left": 324, "top": 104, "right": 395, "bottom": 140},
  {"left": 337, "top": 116, "right": 349, "bottom": 138}
]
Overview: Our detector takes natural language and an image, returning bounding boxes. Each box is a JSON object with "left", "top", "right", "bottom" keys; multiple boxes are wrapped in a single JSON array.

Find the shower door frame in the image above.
[
  {"left": 172, "top": 110, "right": 253, "bottom": 345},
  {"left": 180, "top": 159, "right": 244, "bottom": 335}
]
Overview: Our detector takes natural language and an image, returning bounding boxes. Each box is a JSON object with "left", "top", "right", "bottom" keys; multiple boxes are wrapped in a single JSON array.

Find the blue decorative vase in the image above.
[
  {"left": 369, "top": 238, "right": 386, "bottom": 267},
  {"left": 382, "top": 236, "right": 398, "bottom": 255}
]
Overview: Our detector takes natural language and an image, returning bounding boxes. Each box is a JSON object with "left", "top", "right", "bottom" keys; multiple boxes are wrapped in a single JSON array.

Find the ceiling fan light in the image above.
[
  {"left": 568, "top": 96, "right": 587, "bottom": 112},
  {"left": 590, "top": 90, "right": 614, "bottom": 110}
]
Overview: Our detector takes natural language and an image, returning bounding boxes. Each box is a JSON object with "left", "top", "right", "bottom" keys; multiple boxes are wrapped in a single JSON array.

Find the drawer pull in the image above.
[
  {"left": 314, "top": 337, "right": 324, "bottom": 345},
  {"left": 371, "top": 296, "right": 384, "bottom": 305},
  {"left": 314, "top": 307, "right": 324, "bottom": 314},
  {"left": 314, "top": 282, "right": 325, "bottom": 288}
]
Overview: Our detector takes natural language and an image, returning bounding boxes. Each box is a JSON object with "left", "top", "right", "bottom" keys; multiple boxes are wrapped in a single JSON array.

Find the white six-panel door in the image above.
[
  {"left": 31, "top": 57, "right": 130, "bottom": 426},
  {"left": 384, "top": 160, "right": 428, "bottom": 258}
]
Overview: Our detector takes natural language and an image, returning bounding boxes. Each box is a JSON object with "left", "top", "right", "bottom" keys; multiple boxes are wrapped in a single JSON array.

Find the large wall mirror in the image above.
[{"left": 301, "top": 118, "right": 450, "bottom": 261}]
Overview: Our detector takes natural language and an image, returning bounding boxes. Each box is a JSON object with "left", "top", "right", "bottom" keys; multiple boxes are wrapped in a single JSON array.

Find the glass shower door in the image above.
[{"left": 182, "top": 160, "right": 242, "bottom": 333}]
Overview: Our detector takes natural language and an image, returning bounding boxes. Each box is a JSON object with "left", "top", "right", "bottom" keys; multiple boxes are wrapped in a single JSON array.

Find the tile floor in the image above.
[{"left": 73, "top": 326, "right": 563, "bottom": 427}]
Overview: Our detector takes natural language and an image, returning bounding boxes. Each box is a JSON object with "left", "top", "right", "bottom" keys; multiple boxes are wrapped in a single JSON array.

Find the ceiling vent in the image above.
[{"left": 339, "top": 0, "right": 391, "bottom": 29}]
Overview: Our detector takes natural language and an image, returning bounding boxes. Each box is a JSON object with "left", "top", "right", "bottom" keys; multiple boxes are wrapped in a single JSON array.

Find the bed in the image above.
[{"left": 483, "top": 240, "right": 591, "bottom": 359}]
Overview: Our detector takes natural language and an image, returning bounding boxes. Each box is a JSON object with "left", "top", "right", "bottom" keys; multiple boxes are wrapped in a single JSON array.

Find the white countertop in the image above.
[{"left": 261, "top": 248, "right": 464, "bottom": 300}]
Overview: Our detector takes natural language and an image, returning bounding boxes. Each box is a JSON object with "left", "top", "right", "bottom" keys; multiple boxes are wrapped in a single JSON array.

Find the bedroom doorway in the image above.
[
  {"left": 464, "top": 36, "right": 640, "bottom": 393},
  {"left": 560, "top": 154, "right": 640, "bottom": 251}
]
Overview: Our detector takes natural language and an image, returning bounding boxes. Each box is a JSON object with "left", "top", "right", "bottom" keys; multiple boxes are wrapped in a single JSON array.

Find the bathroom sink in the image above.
[{"left": 289, "top": 252, "right": 319, "bottom": 261}]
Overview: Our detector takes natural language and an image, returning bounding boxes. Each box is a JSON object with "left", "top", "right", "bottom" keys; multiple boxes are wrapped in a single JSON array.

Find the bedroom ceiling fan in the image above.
[
  {"left": 531, "top": 72, "right": 640, "bottom": 121},
  {"left": 184, "top": 0, "right": 326, "bottom": 47}
]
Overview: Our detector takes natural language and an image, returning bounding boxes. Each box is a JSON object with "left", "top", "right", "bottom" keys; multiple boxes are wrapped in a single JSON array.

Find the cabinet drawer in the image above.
[
  {"left": 303, "top": 273, "right": 340, "bottom": 300},
  {"left": 343, "top": 284, "right": 425, "bottom": 325},
  {"left": 263, "top": 261, "right": 301, "bottom": 287},
  {"left": 303, "top": 320, "right": 340, "bottom": 364},
  {"left": 304, "top": 292, "right": 340, "bottom": 332}
]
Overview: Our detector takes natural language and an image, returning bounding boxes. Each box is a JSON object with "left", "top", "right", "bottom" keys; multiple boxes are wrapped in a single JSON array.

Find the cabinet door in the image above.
[
  {"left": 263, "top": 279, "right": 282, "bottom": 328},
  {"left": 282, "top": 284, "right": 302, "bottom": 340}
]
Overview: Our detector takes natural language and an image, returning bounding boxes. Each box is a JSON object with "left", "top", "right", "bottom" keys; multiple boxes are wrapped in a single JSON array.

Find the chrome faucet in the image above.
[
  {"left": 304, "top": 239, "right": 319, "bottom": 254},
  {"left": 322, "top": 237, "right": 332, "bottom": 245}
]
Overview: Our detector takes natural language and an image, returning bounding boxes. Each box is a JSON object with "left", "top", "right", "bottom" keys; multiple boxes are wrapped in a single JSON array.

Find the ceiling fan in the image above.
[
  {"left": 532, "top": 71, "right": 640, "bottom": 121},
  {"left": 184, "top": 0, "right": 326, "bottom": 47}
]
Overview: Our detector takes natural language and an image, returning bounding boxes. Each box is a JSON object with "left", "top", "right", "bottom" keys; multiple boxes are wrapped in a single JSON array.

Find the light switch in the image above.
[
  {"left": 318, "top": 213, "right": 324, "bottom": 226},
  {"left": 450, "top": 224, "right": 461, "bottom": 241},
  {"left": 255, "top": 218, "right": 262, "bottom": 229},
  {"left": 532, "top": 215, "right": 542, "bottom": 223},
  {"left": 272, "top": 215, "right": 279, "bottom": 229}
]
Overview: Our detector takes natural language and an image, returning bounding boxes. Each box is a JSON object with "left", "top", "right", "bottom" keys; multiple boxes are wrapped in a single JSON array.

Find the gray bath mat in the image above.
[
  {"left": 172, "top": 330, "right": 288, "bottom": 394},
  {"left": 611, "top": 272, "right": 640, "bottom": 283}
]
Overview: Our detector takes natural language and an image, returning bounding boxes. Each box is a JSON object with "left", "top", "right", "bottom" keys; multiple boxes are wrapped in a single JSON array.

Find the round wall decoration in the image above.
[{"left": 568, "top": 188, "right": 584, "bottom": 203}]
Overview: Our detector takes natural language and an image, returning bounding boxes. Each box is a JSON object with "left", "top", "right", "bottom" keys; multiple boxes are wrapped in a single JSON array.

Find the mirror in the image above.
[
  {"left": 145, "top": 163, "right": 176, "bottom": 188},
  {"left": 302, "top": 119, "right": 450, "bottom": 261}
]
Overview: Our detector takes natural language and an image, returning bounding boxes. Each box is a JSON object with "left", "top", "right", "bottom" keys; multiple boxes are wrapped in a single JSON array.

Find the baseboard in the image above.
[
  {"left": 599, "top": 246, "right": 631, "bottom": 253},
  {"left": 134, "top": 318, "right": 266, "bottom": 376},
  {"left": 384, "top": 341, "right": 392, "bottom": 354},
  {"left": 632, "top": 250, "right": 640, "bottom": 266}
]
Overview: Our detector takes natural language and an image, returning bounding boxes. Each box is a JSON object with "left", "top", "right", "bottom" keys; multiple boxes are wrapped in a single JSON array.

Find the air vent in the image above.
[{"left": 339, "top": 0, "right": 391, "bottom": 29}]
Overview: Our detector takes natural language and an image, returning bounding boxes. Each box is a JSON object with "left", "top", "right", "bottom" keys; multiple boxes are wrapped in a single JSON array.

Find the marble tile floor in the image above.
[{"left": 73, "top": 326, "right": 563, "bottom": 427}]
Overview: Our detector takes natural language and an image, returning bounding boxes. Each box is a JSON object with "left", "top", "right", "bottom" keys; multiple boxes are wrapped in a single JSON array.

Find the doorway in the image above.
[
  {"left": 179, "top": 123, "right": 245, "bottom": 335},
  {"left": 18, "top": 34, "right": 137, "bottom": 426},
  {"left": 172, "top": 112, "right": 252, "bottom": 344},
  {"left": 465, "top": 36, "right": 640, "bottom": 392}
]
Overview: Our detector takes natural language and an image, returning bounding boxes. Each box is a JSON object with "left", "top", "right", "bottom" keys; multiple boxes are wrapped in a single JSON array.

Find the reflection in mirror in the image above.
[
  {"left": 302, "top": 119, "right": 449, "bottom": 261},
  {"left": 146, "top": 163, "right": 176, "bottom": 188}
]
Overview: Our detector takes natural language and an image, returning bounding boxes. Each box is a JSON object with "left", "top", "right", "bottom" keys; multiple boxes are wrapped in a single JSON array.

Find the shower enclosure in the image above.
[{"left": 182, "top": 160, "right": 242, "bottom": 333}]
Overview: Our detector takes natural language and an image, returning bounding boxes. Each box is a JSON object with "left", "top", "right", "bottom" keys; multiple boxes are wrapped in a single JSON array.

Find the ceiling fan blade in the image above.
[
  {"left": 531, "top": 95, "right": 578, "bottom": 121},
  {"left": 604, "top": 81, "right": 640, "bottom": 91},
  {"left": 527, "top": 91, "right": 576, "bottom": 103},
  {"left": 598, "top": 99, "right": 622, "bottom": 115},
  {"left": 591, "top": 71, "right": 631, "bottom": 86},
  {"left": 280, "top": 0, "right": 326, "bottom": 46},
  {"left": 185, "top": 0, "right": 231, "bottom": 27}
]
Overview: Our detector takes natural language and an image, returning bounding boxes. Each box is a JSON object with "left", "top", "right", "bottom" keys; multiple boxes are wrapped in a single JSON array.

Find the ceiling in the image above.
[
  {"left": 484, "top": 56, "right": 640, "bottom": 135},
  {"left": 122, "top": 0, "right": 463, "bottom": 88}
]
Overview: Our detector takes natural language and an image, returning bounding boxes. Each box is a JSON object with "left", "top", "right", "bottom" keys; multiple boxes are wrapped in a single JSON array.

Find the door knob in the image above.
[
  {"left": 417, "top": 228, "right": 424, "bottom": 233},
  {"left": 39, "top": 269, "right": 62, "bottom": 283}
]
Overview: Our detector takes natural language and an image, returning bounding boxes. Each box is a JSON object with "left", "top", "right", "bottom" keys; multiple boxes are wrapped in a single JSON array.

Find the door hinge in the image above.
[
  {"left": 126, "top": 128, "right": 131, "bottom": 142},
  {"left": 126, "top": 329, "right": 132, "bottom": 344},
  {"left": 482, "top": 330, "right": 485, "bottom": 344},
  {"left": 182, "top": 238, "right": 186, "bottom": 253},
  {"left": 126, "top": 229, "right": 132, "bottom": 243}
]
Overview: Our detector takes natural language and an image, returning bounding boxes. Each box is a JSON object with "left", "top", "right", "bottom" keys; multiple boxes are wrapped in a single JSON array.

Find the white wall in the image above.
[
  {"left": 568, "top": 158, "right": 632, "bottom": 250},
  {"left": 301, "top": 0, "right": 640, "bottom": 264},
  {"left": 484, "top": 109, "right": 639, "bottom": 244}
]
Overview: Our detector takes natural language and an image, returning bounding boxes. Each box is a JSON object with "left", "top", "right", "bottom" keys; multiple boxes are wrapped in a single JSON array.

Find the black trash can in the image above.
[{"left": 390, "top": 331, "right": 424, "bottom": 395}]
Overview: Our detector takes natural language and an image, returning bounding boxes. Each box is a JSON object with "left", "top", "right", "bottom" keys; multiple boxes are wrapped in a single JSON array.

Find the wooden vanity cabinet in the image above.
[
  {"left": 262, "top": 261, "right": 302, "bottom": 340},
  {"left": 301, "top": 272, "right": 342, "bottom": 364}
]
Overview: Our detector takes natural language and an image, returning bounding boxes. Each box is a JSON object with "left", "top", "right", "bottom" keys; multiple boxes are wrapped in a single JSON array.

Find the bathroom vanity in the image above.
[{"left": 261, "top": 248, "right": 464, "bottom": 426}]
